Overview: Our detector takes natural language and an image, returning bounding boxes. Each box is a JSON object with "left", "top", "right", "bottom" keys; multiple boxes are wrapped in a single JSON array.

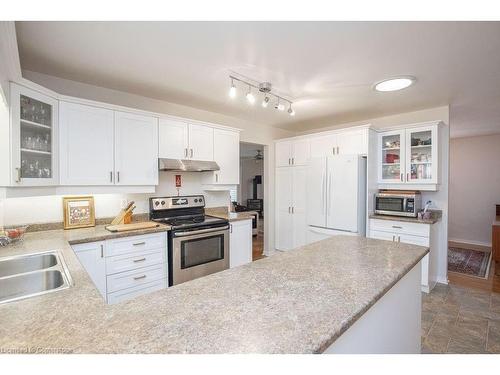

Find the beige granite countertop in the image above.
[
  {"left": 369, "top": 211, "right": 441, "bottom": 225},
  {"left": 0, "top": 232, "right": 428, "bottom": 353},
  {"left": 205, "top": 207, "right": 258, "bottom": 222}
]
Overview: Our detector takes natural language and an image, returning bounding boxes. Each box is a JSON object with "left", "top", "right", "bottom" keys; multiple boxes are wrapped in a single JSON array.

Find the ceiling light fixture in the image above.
[
  {"left": 262, "top": 96, "right": 270, "bottom": 108},
  {"left": 228, "top": 74, "right": 294, "bottom": 116},
  {"left": 374, "top": 76, "right": 416, "bottom": 92},
  {"left": 228, "top": 78, "right": 236, "bottom": 98},
  {"left": 246, "top": 85, "right": 255, "bottom": 104}
]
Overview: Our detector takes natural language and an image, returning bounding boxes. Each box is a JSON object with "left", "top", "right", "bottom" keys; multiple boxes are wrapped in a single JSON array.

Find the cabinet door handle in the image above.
[
  {"left": 292, "top": 157, "right": 295, "bottom": 165},
  {"left": 337, "top": 146, "right": 339, "bottom": 154},
  {"left": 291, "top": 206, "right": 294, "bottom": 214},
  {"left": 400, "top": 173, "right": 403, "bottom": 182},
  {"left": 133, "top": 275, "right": 147, "bottom": 280},
  {"left": 230, "top": 224, "right": 233, "bottom": 233},
  {"left": 184, "top": 148, "right": 188, "bottom": 158},
  {"left": 392, "top": 225, "right": 402, "bottom": 229},
  {"left": 133, "top": 241, "right": 146, "bottom": 246},
  {"left": 397, "top": 236, "right": 401, "bottom": 243},
  {"left": 215, "top": 173, "right": 218, "bottom": 183},
  {"left": 133, "top": 258, "right": 146, "bottom": 263},
  {"left": 332, "top": 147, "right": 335, "bottom": 155},
  {"left": 100, "top": 244, "right": 104, "bottom": 258},
  {"left": 15, "top": 167, "right": 21, "bottom": 183},
  {"left": 288, "top": 206, "right": 291, "bottom": 214},
  {"left": 392, "top": 235, "right": 395, "bottom": 242},
  {"left": 190, "top": 149, "right": 193, "bottom": 158},
  {"left": 117, "top": 171, "right": 120, "bottom": 183},
  {"left": 110, "top": 171, "right": 113, "bottom": 183},
  {"left": 407, "top": 173, "right": 409, "bottom": 182}
]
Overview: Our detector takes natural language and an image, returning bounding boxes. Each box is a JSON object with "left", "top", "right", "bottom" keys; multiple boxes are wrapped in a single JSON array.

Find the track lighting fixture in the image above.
[
  {"left": 228, "top": 78, "right": 236, "bottom": 98},
  {"left": 228, "top": 74, "right": 295, "bottom": 116}
]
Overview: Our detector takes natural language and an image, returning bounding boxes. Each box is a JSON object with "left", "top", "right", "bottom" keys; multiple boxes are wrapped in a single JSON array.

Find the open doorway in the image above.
[{"left": 232, "top": 142, "right": 265, "bottom": 261}]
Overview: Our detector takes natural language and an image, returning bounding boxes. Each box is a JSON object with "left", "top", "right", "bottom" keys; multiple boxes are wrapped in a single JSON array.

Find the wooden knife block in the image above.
[{"left": 123, "top": 211, "right": 132, "bottom": 224}]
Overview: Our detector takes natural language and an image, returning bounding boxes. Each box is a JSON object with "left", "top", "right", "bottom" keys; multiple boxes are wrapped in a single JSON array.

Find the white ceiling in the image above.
[{"left": 15, "top": 21, "right": 500, "bottom": 137}]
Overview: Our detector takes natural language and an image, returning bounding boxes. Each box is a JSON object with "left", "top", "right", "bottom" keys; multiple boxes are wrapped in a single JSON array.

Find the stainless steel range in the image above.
[{"left": 149, "top": 195, "right": 229, "bottom": 286}]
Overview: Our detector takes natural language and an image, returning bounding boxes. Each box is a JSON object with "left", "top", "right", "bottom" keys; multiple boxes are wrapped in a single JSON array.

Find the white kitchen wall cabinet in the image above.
[
  {"left": 114, "top": 111, "right": 159, "bottom": 186},
  {"left": 378, "top": 123, "right": 439, "bottom": 187},
  {"left": 309, "top": 128, "right": 368, "bottom": 158},
  {"left": 59, "top": 102, "right": 114, "bottom": 185},
  {"left": 158, "top": 118, "right": 189, "bottom": 159},
  {"left": 229, "top": 219, "right": 252, "bottom": 268},
  {"left": 275, "top": 139, "right": 311, "bottom": 167},
  {"left": 207, "top": 128, "right": 240, "bottom": 185},
  {"left": 159, "top": 119, "right": 214, "bottom": 161},
  {"left": 72, "top": 241, "right": 107, "bottom": 299},
  {"left": 71, "top": 232, "right": 168, "bottom": 304},
  {"left": 275, "top": 166, "right": 308, "bottom": 250},
  {"left": 9, "top": 83, "right": 59, "bottom": 186},
  {"left": 188, "top": 124, "right": 214, "bottom": 161},
  {"left": 310, "top": 134, "right": 338, "bottom": 158},
  {"left": 369, "top": 218, "right": 438, "bottom": 293}
]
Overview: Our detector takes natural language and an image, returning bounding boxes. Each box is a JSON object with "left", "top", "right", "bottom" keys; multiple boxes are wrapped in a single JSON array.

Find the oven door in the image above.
[
  {"left": 375, "top": 196, "right": 408, "bottom": 216},
  {"left": 171, "top": 226, "right": 229, "bottom": 285}
]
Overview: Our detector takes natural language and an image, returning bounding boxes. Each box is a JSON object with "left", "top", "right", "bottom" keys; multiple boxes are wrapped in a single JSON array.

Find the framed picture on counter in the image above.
[{"left": 63, "top": 196, "right": 95, "bottom": 229}]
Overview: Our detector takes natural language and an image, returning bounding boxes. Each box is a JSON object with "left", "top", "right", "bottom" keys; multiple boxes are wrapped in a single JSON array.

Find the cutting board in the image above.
[{"left": 105, "top": 221, "right": 160, "bottom": 233}]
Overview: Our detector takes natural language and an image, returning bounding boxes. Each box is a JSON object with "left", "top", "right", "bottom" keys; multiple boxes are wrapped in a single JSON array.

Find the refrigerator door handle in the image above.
[
  {"left": 327, "top": 173, "right": 333, "bottom": 215},
  {"left": 321, "top": 171, "right": 326, "bottom": 214}
]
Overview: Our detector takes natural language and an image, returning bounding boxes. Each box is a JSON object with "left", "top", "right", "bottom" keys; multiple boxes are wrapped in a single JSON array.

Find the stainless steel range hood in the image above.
[{"left": 159, "top": 158, "right": 220, "bottom": 172}]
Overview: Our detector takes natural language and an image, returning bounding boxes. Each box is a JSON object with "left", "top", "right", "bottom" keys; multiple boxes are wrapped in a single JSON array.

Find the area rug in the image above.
[{"left": 448, "top": 247, "right": 491, "bottom": 279}]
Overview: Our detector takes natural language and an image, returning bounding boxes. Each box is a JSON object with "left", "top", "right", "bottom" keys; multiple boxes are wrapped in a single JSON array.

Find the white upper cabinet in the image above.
[
  {"left": 159, "top": 120, "right": 214, "bottom": 161},
  {"left": 378, "top": 123, "right": 438, "bottom": 185},
  {"left": 310, "top": 134, "right": 338, "bottom": 158},
  {"left": 158, "top": 118, "right": 189, "bottom": 159},
  {"left": 210, "top": 128, "right": 239, "bottom": 184},
  {"left": 10, "top": 83, "right": 59, "bottom": 186},
  {"left": 337, "top": 129, "right": 368, "bottom": 155},
  {"left": 59, "top": 102, "right": 114, "bottom": 185},
  {"left": 114, "top": 111, "right": 159, "bottom": 186},
  {"left": 188, "top": 124, "right": 214, "bottom": 161},
  {"left": 275, "top": 139, "right": 310, "bottom": 167}
]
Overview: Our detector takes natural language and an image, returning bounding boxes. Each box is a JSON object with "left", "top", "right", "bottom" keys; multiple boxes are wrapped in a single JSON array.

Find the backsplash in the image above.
[{"left": 0, "top": 171, "right": 231, "bottom": 226}]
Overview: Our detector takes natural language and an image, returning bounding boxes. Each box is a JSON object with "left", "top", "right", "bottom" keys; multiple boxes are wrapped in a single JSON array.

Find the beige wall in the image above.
[{"left": 449, "top": 134, "right": 500, "bottom": 246}]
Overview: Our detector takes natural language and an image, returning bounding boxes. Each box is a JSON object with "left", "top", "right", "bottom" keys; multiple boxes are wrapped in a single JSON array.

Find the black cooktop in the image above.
[{"left": 154, "top": 215, "right": 228, "bottom": 230}]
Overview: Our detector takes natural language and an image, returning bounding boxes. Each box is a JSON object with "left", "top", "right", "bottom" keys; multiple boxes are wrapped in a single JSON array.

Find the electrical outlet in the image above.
[{"left": 120, "top": 199, "right": 128, "bottom": 209}]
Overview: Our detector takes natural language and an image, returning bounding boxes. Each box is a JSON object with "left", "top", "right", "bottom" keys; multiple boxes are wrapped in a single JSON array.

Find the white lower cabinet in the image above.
[
  {"left": 369, "top": 218, "right": 438, "bottom": 293},
  {"left": 229, "top": 219, "right": 252, "bottom": 268},
  {"left": 72, "top": 232, "right": 168, "bottom": 304}
]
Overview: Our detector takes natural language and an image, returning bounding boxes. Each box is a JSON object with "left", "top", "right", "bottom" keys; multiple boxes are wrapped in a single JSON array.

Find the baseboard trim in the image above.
[
  {"left": 448, "top": 238, "right": 492, "bottom": 251},
  {"left": 436, "top": 276, "right": 449, "bottom": 285}
]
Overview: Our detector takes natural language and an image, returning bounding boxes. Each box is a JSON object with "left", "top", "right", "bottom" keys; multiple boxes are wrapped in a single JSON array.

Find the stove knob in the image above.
[
  {"left": 154, "top": 201, "right": 160, "bottom": 206},
  {"left": 161, "top": 201, "right": 165, "bottom": 206},
  {"left": 194, "top": 199, "right": 198, "bottom": 203}
]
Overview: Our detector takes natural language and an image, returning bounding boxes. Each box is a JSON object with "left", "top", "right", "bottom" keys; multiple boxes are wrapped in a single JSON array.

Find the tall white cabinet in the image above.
[
  {"left": 275, "top": 165, "right": 308, "bottom": 251},
  {"left": 208, "top": 128, "right": 240, "bottom": 185}
]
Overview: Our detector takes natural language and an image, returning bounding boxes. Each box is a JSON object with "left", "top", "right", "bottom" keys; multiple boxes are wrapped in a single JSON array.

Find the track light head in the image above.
[
  {"left": 262, "top": 96, "right": 270, "bottom": 108},
  {"left": 288, "top": 103, "right": 295, "bottom": 116},
  {"left": 246, "top": 85, "right": 255, "bottom": 104}
]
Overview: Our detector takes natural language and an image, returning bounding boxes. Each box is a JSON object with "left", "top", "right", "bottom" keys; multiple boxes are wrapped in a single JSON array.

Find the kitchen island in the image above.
[{"left": 0, "top": 230, "right": 428, "bottom": 354}]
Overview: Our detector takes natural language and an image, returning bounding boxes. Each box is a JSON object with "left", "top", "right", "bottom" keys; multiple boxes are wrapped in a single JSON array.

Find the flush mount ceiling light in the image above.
[
  {"left": 374, "top": 76, "right": 416, "bottom": 92},
  {"left": 228, "top": 75, "right": 295, "bottom": 116}
]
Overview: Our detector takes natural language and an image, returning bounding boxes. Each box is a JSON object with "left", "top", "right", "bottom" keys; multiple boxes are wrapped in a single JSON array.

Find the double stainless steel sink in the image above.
[{"left": 0, "top": 251, "right": 72, "bottom": 304}]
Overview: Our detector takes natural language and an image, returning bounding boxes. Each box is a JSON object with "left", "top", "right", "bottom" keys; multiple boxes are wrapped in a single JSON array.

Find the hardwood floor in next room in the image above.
[{"left": 421, "top": 283, "right": 500, "bottom": 353}]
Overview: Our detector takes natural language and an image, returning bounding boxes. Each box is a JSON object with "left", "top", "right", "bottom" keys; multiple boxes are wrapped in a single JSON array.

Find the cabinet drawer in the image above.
[
  {"left": 106, "top": 263, "right": 166, "bottom": 293},
  {"left": 369, "top": 230, "right": 397, "bottom": 242},
  {"left": 106, "top": 233, "right": 166, "bottom": 257},
  {"left": 107, "top": 279, "right": 166, "bottom": 304},
  {"left": 106, "top": 248, "right": 165, "bottom": 275},
  {"left": 369, "top": 230, "right": 430, "bottom": 247},
  {"left": 369, "top": 219, "right": 430, "bottom": 237}
]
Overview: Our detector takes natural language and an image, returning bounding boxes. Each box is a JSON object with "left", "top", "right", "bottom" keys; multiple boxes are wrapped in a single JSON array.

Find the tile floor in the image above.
[{"left": 421, "top": 283, "right": 500, "bottom": 353}]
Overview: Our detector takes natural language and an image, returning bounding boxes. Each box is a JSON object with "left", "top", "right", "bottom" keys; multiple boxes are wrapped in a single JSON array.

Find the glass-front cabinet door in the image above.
[
  {"left": 10, "top": 83, "right": 58, "bottom": 186},
  {"left": 405, "top": 125, "right": 438, "bottom": 184},
  {"left": 378, "top": 130, "right": 405, "bottom": 183}
]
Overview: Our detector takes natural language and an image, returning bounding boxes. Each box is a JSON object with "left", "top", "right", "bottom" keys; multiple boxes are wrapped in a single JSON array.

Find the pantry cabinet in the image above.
[
  {"left": 378, "top": 124, "right": 438, "bottom": 185},
  {"left": 275, "top": 166, "right": 308, "bottom": 250},
  {"left": 309, "top": 128, "right": 368, "bottom": 158},
  {"left": 59, "top": 102, "right": 158, "bottom": 186},
  {"left": 9, "top": 83, "right": 59, "bottom": 186},
  {"left": 159, "top": 119, "right": 214, "bottom": 161}
]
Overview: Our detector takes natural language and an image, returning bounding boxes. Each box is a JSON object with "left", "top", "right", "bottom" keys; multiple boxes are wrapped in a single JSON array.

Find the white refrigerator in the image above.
[{"left": 306, "top": 155, "right": 366, "bottom": 243}]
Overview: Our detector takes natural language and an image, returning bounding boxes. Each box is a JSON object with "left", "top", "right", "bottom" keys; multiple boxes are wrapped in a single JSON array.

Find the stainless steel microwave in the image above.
[{"left": 374, "top": 192, "right": 422, "bottom": 217}]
